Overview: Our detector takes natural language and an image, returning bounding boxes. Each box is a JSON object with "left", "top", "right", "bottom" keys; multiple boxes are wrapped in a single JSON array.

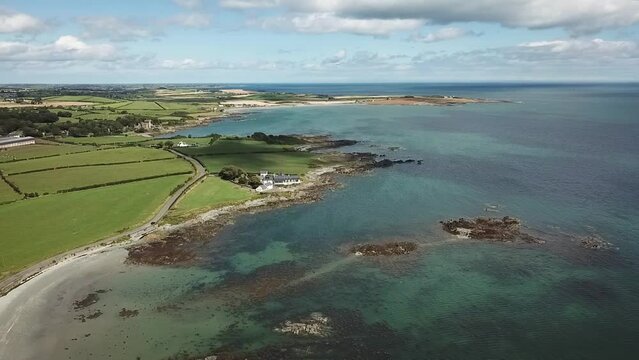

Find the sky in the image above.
[{"left": 0, "top": 0, "right": 638, "bottom": 83}]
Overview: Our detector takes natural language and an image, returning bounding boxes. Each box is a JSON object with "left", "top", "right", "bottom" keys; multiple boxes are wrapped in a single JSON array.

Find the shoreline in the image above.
[
  {"left": 0, "top": 92, "right": 498, "bottom": 296},
  {"left": 0, "top": 144, "right": 377, "bottom": 296}
]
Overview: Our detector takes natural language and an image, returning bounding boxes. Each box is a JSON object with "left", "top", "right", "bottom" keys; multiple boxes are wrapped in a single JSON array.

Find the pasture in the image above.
[
  {"left": 0, "top": 147, "right": 173, "bottom": 174},
  {"left": 0, "top": 142, "right": 94, "bottom": 163},
  {"left": 0, "top": 179, "right": 21, "bottom": 204},
  {"left": 177, "top": 139, "right": 291, "bottom": 156},
  {"left": 8, "top": 158, "right": 192, "bottom": 194},
  {"left": 0, "top": 175, "right": 191, "bottom": 278},
  {"left": 197, "top": 152, "right": 315, "bottom": 174},
  {"left": 61, "top": 135, "right": 152, "bottom": 145},
  {"left": 166, "top": 176, "right": 255, "bottom": 223}
]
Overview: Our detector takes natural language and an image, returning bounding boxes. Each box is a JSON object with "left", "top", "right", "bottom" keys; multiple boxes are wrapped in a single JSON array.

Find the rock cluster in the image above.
[
  {"left": 73, "top": 293, "right": 100, "bottom": 310},
  {"left": 440, "top": 216, "right": 543, "bottom": 244},
  {"left": 350, "top": 242, "right": 418, "bottom": 256},
  {"left": 274, "top": 312, "right": 332, "bottom": 337},
  {"left": 580, "top": 235, "right": 613, "bottom": 250},
  {"left": 118, "top": 308, "right": 139, "bottom": 318}
]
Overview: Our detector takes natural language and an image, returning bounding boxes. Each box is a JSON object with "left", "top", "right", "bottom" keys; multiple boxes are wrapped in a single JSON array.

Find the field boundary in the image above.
[
  {"left": 0, "top": 148, "right": 99, "bottom": 164},
  {"left": 6, "top": 157, "right": 177, "bottom": 175},
  {"left": 0, "top": 170, "right": 22, "bottom": 195},
  {"left": 56, "top": 171, "right": 192, "bottom": 194}
]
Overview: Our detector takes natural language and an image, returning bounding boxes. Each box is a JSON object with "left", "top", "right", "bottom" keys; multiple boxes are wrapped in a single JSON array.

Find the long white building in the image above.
[{"left": 0, "top": 136, "right": 36, "bottom": 149}]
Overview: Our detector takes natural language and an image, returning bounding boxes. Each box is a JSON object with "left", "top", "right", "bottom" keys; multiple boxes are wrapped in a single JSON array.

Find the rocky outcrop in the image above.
[
  {"left": 274, "top": 312, "right": 332, "bottom": 337},
  {"left": 350, "top": 242, "right": 418, "bottom": 256},
  {"left": 580, "top": 234, "right": 613, "bottom": 250},
  {"left": 118, "top": 308, "right": 139, "bottom": 318},
  {"left": 440, "top": 216, "right": 543, "bottom": 244},
  {"left": 73, "top": 292, "right": 100, "bottom": 310}
]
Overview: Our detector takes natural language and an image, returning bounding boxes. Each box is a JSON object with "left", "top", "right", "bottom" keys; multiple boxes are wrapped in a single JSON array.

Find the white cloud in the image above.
[
  {"left": 173, "top": 0, "right": 204, "bottom": 9},
  {"left": 321, "top": 49, "right": 348, "bottom": 65},
  {"left": 511, "top": 38, "right": 639, "bottom": 60},
  {"left": 160, "top": 58, "right": 208, "bottom": 69},
  {"left": 219, "top": 0, "right": 278, "bottom": 9},
  {"left": 222, "top": 0, "right": 639, "bottom": 34},
  {"left": 410, "top": 27, "right": 479, "bottom": 43},
  {"left": 0, "top": 35, "right": 118, "bottom": 62},
  {"left": 258, "top": 13, "right": 423, "bottom": 36},
  {"left": 78, "top": 16, "right": 158, "bottom": 41},
  {"left": 0, "top": 9, "right": 44, "bottom": 33},
  {"left": 169, "top": 13, "right": 212, "bottom": 28}
]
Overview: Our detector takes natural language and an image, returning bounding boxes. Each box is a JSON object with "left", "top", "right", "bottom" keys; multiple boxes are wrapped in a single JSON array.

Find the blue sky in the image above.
[{"left": 1, "top": 0, "right": 638, "bottom": 83}]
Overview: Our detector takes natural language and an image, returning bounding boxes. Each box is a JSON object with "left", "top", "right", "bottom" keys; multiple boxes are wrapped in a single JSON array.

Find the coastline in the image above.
[
  {"left": 0, "top": 92, "right": 495, "bottom": 297},
  {"left": 0, "top": 144, "right": 377, "bottom": 296}
]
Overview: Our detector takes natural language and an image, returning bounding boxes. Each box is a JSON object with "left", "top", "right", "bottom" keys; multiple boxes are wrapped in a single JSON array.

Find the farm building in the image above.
[{"left": 0, "top": 136, "right": 36, "bottom": 149}]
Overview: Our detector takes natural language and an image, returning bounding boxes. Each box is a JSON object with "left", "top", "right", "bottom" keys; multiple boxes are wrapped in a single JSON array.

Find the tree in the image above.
[
  {"left": 218, "top": 166, "right": 245, "bottom": 181},
  {"left": 248, "top": 175, "right": 262, "bottom": 189},
  {"left": 163, "top": 140, "right": 174, "bottom": 149}
]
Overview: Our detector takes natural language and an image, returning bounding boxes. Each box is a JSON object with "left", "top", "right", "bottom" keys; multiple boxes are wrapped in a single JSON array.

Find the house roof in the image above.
[
  {"left": 0, "top": 136, "right": 35, "bottom": 146},
  {"left": 273, "top": 175, "right": 300, "bottom": 182}
]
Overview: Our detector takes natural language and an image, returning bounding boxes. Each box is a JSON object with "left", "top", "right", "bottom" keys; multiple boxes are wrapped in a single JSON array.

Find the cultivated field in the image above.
[{"left": 0, "top": 175, "right": 190, "bottom": 277}]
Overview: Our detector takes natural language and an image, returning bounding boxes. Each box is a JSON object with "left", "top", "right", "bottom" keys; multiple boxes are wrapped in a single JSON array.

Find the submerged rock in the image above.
[
  {"left": 118, "top": 308, "right": 139, "bottom": 318},
  {"left": 350, "top": 242, "right": 418, "bottom": 256},
  {"left": 73, "top": 293, "right": 100, "bottom": 310},
  {"left": 440, "top": 216, "right": 543, "bottom": 244},
  {"left": 274, "top": 312, "right": 332, "bottom": 337},
  {"left": 580, "top": 234, "right": 614, "bottom": 250}
]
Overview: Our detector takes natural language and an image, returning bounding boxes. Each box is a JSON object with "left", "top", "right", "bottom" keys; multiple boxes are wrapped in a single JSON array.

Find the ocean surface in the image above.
[{"left": 2, "top": 83, "right": 639, "bottom": 359}]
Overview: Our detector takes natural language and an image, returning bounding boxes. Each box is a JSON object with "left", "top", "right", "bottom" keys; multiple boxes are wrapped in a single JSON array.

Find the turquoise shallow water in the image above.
[{"left": 3, "top": 84, "right": 639, "bottom": 359}]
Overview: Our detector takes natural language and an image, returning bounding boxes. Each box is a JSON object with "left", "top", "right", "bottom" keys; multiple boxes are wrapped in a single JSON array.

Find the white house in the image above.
[
  {"left": 0, "top": 136, "right": 36, "bottom": 150},
  {"left": 272, "top": 175, "right": 301, "bottom": 186},
  {"left": 175, "top": 141, "right": 190, "bottom": 148},
  {"left": 256, "top": 171, "right": 301, "bottom": 192}
]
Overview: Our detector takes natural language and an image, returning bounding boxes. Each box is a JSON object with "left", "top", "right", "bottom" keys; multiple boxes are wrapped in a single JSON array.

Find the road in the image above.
[
  {"left": 0, "top": 149, "right": 207, "bottom": 296},
  {"left": 103, "top": 149, "right": 207, "bottom": 242}
]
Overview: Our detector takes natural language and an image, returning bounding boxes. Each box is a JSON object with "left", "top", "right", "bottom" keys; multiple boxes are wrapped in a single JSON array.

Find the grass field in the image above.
[
  {"left": 9, "top": 158, "right": 192, "bottom": 193},
  {"left": 0, "top": 143, "right": 94, "bottom": 163},
  {"left": 62, "top": 135, "right": 152, "bottom": 145},
  {"left": 177, "top": 139, "right": 291, "bottom": 156},
  {"left": 118, "top": 101, "right": 164, "bottom": 110},
  {"left": 197, "top": 152, "right": 316, "bottom": 174},
  {"left": 45, "top": 96, "right": 118, "bottom": 103},
  {"left": 0, "top": 175, "right": 190, "bottom": 278},
  {"left": 166, "top": 176, "right": 255, "bottom": 223},
  {"left": 0, "top": 179, "right": 21, "bottom": 203},
  {"left": 0, "top": 147, "right": 174, "bottom": 174}
]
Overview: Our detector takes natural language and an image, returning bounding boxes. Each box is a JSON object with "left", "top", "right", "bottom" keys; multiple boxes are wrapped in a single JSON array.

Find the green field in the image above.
[
  {"left": 144, "top": 136, "right": 220, "bottom": 148},
  {"left": 0, "top": 175, "right": 190, "bottom": 278},
  {"left": 197, "top": 152, "right": 316, "bottom": 174},
  {"left": 62, "top": 135, "right": 152, "bottom": 145},
  {"left": 45, "top": 96, "right": 118, "bottom": 103},
  {"left": 177, "top": 139, "right": 291, "bottom": 156},
  {"left": 0, "top": 179, "right": 21, "bottom": 204},
  {"left": 0, "top": 147, "right": 174, "bottom": 174},
  {"left": 9, "top": 158, "right": 192, "bottom": 194},
  {"left": 0, "top": 143, "right": 95, "bottom": 163},
  {"left": 166, "top": 176, "right": 256, "bottom": 223},
  {"left": 118, "top": 101, "right": 164, "bottom": 110}
]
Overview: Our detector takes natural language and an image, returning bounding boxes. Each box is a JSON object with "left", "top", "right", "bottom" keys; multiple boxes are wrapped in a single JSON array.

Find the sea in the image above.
[{"left": 1, "top": 83, "right": 638, "bottom": 359}]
